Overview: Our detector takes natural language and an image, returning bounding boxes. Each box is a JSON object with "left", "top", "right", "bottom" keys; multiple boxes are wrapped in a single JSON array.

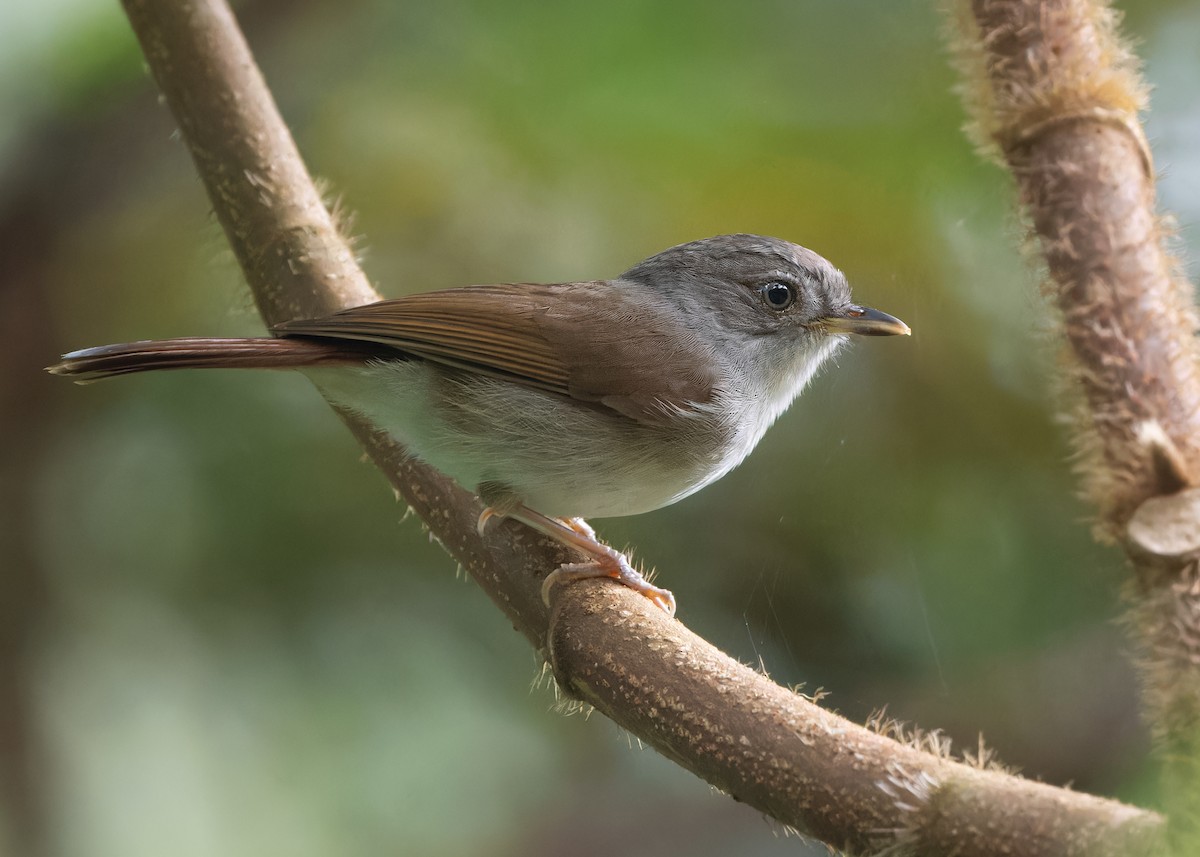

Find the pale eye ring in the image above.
[{"left": 760, "top": 281, "right": 796, "bottom": 310}]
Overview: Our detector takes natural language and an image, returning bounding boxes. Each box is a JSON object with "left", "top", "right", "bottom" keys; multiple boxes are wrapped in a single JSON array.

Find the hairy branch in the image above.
[
  {"left": 951, "top": 0, "right": 1200, "bottom": 847},
  {"left": 117, "top": 0, "right": 1165, "bottom": 853}
]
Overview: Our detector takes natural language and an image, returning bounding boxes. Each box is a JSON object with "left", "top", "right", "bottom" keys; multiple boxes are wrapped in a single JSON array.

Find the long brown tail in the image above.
[{"left": 47, "top": 336, "right": 380, "bottom": 383}]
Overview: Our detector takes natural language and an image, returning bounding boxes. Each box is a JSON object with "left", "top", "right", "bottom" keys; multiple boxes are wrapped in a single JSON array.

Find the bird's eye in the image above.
[{"left": 760, "top": 281, "right": 796, "bottom": 311}]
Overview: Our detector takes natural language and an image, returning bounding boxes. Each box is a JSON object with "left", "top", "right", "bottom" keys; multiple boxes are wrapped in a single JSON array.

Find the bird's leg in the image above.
[
  {"left": 476, "top": 502, "right": 675, "bottom": 617},
  {"left": 516, "top": 507, "right": 677, "bottom": 617}
]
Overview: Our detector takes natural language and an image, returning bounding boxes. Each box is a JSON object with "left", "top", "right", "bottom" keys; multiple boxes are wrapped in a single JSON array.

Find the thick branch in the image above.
[
  {"left": 552, "top": 585, "right": 1161, "bottom": 856},
  {"left": 118, "top": 0, "right": 1165, "bottom": 853},
  {"left": 955, "top": 0, "right": 1200, "bottom": 527},
  {"left": 952, "top": 0, "right": 1200, "bottom": 847}
]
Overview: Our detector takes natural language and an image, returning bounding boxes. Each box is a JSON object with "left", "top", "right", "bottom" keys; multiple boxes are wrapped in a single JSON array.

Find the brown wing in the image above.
[{"left": 274, "top": 282, "right": 715, "bottom": 425}]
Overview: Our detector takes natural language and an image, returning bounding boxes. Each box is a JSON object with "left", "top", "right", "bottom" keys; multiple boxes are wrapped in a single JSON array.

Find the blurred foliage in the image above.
[{"left": 3, "top": 0, "right": 1199, "bottom": 855}]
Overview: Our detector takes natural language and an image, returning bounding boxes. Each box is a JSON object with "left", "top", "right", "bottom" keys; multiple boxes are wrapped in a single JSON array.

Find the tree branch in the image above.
[
  {"left": 951, "top": 0, "right": 1200, "bottom": 847},
  {"left": 117, "top": 0, "right": 1165, "bottom": 853}
]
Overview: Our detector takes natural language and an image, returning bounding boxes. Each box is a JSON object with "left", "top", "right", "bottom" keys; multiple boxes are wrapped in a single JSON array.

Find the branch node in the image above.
[
  {"left": 1127, "top": 487, "right": 1200, "bottom": 563},
  {"left": 999, "top": 106, "right": 1154, "bottom": 180},
  {"left": 1136, "top": 419, "right": 1196, "bottom": 495}
]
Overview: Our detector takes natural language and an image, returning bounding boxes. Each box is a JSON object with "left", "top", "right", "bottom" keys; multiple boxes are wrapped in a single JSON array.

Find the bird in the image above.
[{"left": 49, "top": 234, "right": 910, "bottom": 615}]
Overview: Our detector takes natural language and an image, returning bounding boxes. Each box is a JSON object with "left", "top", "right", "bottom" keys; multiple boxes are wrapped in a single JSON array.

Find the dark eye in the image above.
[{"left": 760, "top": 281, "right": 796, "bottom": 310}]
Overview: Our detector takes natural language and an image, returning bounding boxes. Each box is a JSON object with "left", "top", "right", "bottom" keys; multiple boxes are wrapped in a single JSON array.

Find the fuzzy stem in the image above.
[{"left": 951, "top": 0, "right": 1200, "bottom": 846}]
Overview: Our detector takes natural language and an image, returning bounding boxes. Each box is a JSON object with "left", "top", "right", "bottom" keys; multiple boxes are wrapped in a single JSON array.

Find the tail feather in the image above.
[{"left": 47, "top": 336, "right": 379, "bottom": 383}]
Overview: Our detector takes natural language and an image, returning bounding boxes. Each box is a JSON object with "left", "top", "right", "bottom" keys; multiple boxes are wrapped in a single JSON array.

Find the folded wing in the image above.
[{"left": 274, "top": 282, "right": 715, "bottom": 426}]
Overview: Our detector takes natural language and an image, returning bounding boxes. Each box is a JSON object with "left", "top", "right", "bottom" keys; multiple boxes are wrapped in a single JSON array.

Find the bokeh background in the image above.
[{"left": 2, "top": 1, "right": 1198, "bottom": 855}]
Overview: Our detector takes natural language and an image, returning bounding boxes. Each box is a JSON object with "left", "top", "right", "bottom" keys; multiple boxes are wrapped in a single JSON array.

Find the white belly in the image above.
[{"left": 305, "top": 361, "right": 742, "bottom": 519}]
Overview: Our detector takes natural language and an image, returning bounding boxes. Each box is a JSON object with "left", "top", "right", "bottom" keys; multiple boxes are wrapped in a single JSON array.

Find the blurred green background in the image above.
[{"left": 2, "top": 1, "right": 1198, "bottom": 855}]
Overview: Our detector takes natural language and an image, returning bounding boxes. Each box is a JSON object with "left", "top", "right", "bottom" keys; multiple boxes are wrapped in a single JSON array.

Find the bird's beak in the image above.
[{"left": 820, "top": 305, "right": 910, "bottom": 337}]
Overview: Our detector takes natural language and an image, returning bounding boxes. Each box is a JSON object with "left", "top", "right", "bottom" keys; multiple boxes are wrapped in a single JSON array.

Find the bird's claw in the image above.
[
  {"left": 541, "top": 554, "right": 676, "bottom": 618},
  {"left": 485, "top": 503, "right": 677, "bottom": 617},
  {"left": 476, "top": 507, "right": 501, "bottom": 537}
]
